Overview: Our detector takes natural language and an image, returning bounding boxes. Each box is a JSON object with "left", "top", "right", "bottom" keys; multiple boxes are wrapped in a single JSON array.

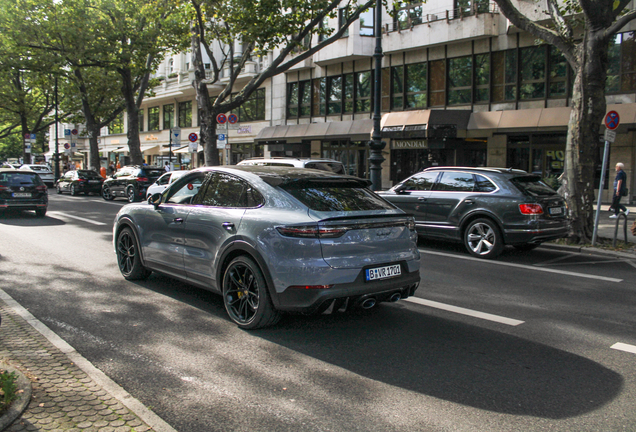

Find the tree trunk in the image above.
[
  {"left": 120, "top": 68, "right": 144, "bottom": 165},
  {"left": 87, "top": 124, "right": 102, "bottom": 171},
  {"left": 561, "top": 31, "right": 608, "bottom": 243}
]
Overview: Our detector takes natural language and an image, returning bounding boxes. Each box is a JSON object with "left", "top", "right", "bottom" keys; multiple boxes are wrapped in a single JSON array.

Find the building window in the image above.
[
  {"left": 448, "top": 56, "right": 472, "bottom": 105},
  {"left": 179, "top": 101, "right": 192, "bottom": 128},
  {"left": 168, "top": 58, "right": 174, "bottom": 75},
  {"left": 338, "top": 8, "right": 349, "bottom": 37},
  {"left": 392, "top": 66, "right": 404, "bottom": 110},
  {"left": 492, "top": 49, "right": 517, "bottom": 102},
  {"left": 163, "top": 104, "right": 174, "bottom": 130},
  {"left": 148, "top": 106, "right": 160, "bottom": 131},
  {"left": 454, "top": 0, "right": 490, "bottom": 18},
  {"left": 287, "top": 82, "right": 299, "bottom": 118},
  {"left": 474, "top": 53, "right": 490, "bottom": 102},
  {"left": 318, "top": 16, "right": 330, "bottom": 42},
  {"left": 359, "top": 8, "right": 374, "bottom": 36},
  {"left": 607, "top": 31, "right": 636, "bottom": 93},
  {"left": 548, "top": 46, "right": 568, "bottom": 98},
  {"left": 355, "top": 71, "right": 372, "bottom": 112},
  {"left": 138, "top": 110, "right": 144, "bottom": 132},
  {"left": 288, "top": 80, "right": 312, "bottom": 118},
  {"left": 520, "top": 46, "right": 546, "bottom": 100},
  {"left": 344, "top": 74, "right": 354, "bottom": 113},
  {"left": 395, "top": 1, "right": 423, "bottom": 31},
  {"left": 406, "top": 62, "right": 427, "bottom": 109},
  {"left": 109, "top": 112, "right": 124, "bottom": 134},
  {"left": 322, "top": 140, "right": 369, "bottom": 178},
  {"left": 238, "top": 88, "right": 266, "bottom": 121},
  {"left": 381, "top": 68, "right": 391, "bottom": 111},
  {"left": 429, "top": 60, "right": 446, "bottom": 107},
  {"left": 312, "top": 77, "right": 327, "bottom": 116},
  {"left": 327, "top": 76, "right": 342, "bottom": 115}
]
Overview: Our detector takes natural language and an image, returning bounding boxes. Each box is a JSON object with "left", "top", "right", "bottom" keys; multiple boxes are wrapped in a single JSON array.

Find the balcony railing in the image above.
[{"left": 386, "top": 2, "right": 498, "bottom": 33}]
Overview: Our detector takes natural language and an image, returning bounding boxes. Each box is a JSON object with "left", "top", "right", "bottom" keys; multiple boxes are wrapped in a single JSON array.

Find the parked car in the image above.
[
  {"left": 379, "top": 166, "right": 569, "bottom": 259},
  {"left": 113, "top": 166, "right": 420, "bottom": 329},
  {"left": 57, "top": 169, "right": 104, "bottom": 195},
  {"left": 237, "top": 157, "right": 346, "bottom": 174},
  {"left": 145, "top": 170, "right": 189, "bottom": 199},
  {"left": 102, "top": 165, "right": 165, "bottom": 203},
  {"left": 0, "top": 168, "right": 48, "bottom": 217},
  {"left": 20, "top": 164, "right": 55, "bottom": 186}
]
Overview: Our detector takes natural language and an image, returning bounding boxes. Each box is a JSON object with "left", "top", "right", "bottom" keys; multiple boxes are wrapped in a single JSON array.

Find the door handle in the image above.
[
  {"left": 464, "top": 199, "right": 474, "bottom": 204},
  {"left": 173, "top": 218, "right": 184, "bottom": 224},
  {"left": 222, "top": 222, "right": 235, "bottom": 231},
  {"left": 417, "top": 197, "right": 427, "bottom": 201}
]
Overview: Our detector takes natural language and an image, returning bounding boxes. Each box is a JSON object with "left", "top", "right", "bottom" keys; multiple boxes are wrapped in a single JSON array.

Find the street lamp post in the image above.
[
  {"left": 54, "top": 77, "right": 60, "bottom": 181},
  {"left": 369, "top": 0, "right": 385, "bottom": 191}
]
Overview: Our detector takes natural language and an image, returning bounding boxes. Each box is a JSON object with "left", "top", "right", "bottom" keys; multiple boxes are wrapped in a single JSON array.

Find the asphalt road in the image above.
[{"left": 1, "top": 191, "right": 635, "bottom": 432}]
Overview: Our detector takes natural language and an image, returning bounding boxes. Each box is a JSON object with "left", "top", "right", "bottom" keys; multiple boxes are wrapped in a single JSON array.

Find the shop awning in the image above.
[
  {"left": 140, "top": 145, "right": 160, "bottom": 154},
  {"left": 255, "top": 119, "right": 374, "bottom": 142},
  {"left": 174, "top": 145, "right": 200, "bottom": 154},
  {"left": 380, "top": 110, "right": 471, "bottom": 139},
  {"left": 111, "top": 147, "right": 128, "bottom": 153}
]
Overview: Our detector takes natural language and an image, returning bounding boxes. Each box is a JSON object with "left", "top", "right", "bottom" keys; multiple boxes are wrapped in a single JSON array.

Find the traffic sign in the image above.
[
  {"left": 188, "top": 132, "right": 198, "bottom": 142},
  {"left": 604, "top": 129, "right": 616, "bottom": 143},
  {"left": 24, "top": 133, "right": 31, "bottom": 139},
  {"left": 63, "top": 143, "right": 70, "bottom": 149},
  {"left": 217, "top": 134, "right": 226, "bottom": 141},
  {"left": 605, "top": 111, "right": 620, "bottom": 130},
  {"left": 71, "top": 129, "right": 78, "bottom": 135},
  {"left": 228, "top": 113, "right": 238, "bottom": 124},
  {"left": 217, "top": 113, "right": 227, "bottom": 124},
  {"left": 64, "top": 129, "right": 71, "bottom": 136},
  {"left": 30, "top": 133, "right": 36, "bottom": 140},
  {"left": 171, "top": 127, "right": 182, "bottom": 145}
]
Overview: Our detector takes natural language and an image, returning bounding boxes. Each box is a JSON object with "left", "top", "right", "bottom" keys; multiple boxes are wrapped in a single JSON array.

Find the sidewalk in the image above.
[
  {"left": 579, "top": 203, "right": 636, "bottom": 255},
  {"left": 0, "top": 290, "right": 175, "bottom": 432}
]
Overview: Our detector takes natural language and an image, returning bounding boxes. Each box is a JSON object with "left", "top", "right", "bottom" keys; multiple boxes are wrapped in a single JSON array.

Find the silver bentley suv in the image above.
[{"left": 113, "top": 166, "right": 421, "bottom": 329}]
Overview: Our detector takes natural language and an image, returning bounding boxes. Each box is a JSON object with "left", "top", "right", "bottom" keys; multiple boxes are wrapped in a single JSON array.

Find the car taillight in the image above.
[
  {"left": 137, "top": 177, "right": 149, "bottom": 182},
  {"left": 276, "top": 225, "right": 348, "bottom": 238},
  {"left": 519, "top": 204, "right": 543, "bottom": 215},
  {"left": 36, "top": 185, "right": 48, "bottom": 192},
  {"left": 78, "top": 179, "right": 87, "bottom": 182},
  {"left": 0, "top": 185, "right": 10, "bottom": 192}
]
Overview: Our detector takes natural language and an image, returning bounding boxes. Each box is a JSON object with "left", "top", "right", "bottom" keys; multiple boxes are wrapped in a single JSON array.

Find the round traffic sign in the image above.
[
  {"left": 63, "top": 143, "right": 70, "bottom": 149},
  {"left": 71, "top": 129, "right": 79, "bottom": 135},
  {"left": 217, "top": 113, "right": 227, "bottom": 124},
  {"left": 228, "top": 113, "right": 238, "bottom": 124},
  {"left": 188, "top": 132, "right": 198, "bottom": 142},
  {"left": 605, "top": 111, "right": 620, "bottom": 130}
]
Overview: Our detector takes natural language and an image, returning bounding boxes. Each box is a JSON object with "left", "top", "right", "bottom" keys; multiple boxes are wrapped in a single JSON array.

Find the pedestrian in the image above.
[
  {"left": 164, "top": 161, "right": 171, "bottom": 172},
  {"left": 108, "top": 161, "right": 115, "bottom": 175},
  {"left": 610, "top": 162, "right": 629, "bottom": 219}
]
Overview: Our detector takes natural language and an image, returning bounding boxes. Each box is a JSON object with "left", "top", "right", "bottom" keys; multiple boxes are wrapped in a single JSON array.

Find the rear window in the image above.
[
  {"left": 78, "top": 170, "right": 102, "bottom": 179},
  {"left": 281, "top": 181, "right": 395, "bottom": 212},
  {"left": 143, "top": 169, "right": 166, "bottom": 179},
  {"left": 510, "top": 176, "right": 558, "bottom": 196},
  {"left": 0, "top": 172, "right": 43, "bottom": 186}
]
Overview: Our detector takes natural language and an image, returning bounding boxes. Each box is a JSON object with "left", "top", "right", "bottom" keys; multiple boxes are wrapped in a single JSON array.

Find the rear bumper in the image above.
[
  {"left": 0, "top": 200, "right": 47, "bottom": 211},
  {"left": 504, "top": 221, "right": 569, "bottom": 245},
  {"left": 274, "top": 264, "right": 420, "bottom": 314}
]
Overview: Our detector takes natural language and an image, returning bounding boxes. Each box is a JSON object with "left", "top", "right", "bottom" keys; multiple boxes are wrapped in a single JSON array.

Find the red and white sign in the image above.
[
  {"left": 605, "top": 111, "right": 620, "bottom": 130},
  {"left": 216, "top": 113, "right": 227, "bottom": 124},
  {"left": 188, "top": 132, "right": 198, "bottom": 142}
]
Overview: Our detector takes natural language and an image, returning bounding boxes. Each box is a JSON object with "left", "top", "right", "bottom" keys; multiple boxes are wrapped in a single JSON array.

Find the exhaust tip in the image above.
[
  {"left": 389, "top": 293, "right": 401, "bottom": 303},
  {"left": 360, "top": 298, "right": 377, "bottom": 309}
]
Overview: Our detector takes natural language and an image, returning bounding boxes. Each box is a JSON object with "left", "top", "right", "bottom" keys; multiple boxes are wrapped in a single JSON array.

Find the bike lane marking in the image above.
[
  {"left": 47, "top": 211, "right": 107, "bottom": 226},
  {"left": 611, "top": 343, "right": 636, "bottom": 355},
  {"left": 405, "top": 297, "right": 525, "bottom": 326}
]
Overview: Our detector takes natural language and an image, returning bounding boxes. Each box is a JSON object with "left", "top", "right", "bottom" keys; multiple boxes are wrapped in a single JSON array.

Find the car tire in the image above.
[
  {"left": 35, "top": 208, "right": 47, "bottom": 218},
  {"left": 464, "top": 218, "right": 503, "bottom": 259},
  {"left": 102, "top": 186, "right": 114, "bottom": 201},
  {"left": 222, "top": 256, "right": 280, "bottom": 329},
  {"left": 70, "top": 185, "right": 77, "bottom": 196},
  {"left": 116, "top": 227, "right": 151, "bottom": 280},
  {"left": 126, "top": 186, "right": 137, "bottom": 203},
  {"left": 513, "top": 243, "right": 540, "bottom": 251},
  {"left": 56, "top": 185, "right": 62, "bottom": 194}
]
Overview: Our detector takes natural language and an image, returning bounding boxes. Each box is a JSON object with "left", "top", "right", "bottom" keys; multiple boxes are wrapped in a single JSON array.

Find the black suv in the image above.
[
  {"left": 0, "top": 168, "right": 48, "bottom": 217},
  {"left": 102, "top": 166, "right": 165, "bottom": 202},
  {"left": 379, "top": 167, "right": 569, "bottom": 258}
]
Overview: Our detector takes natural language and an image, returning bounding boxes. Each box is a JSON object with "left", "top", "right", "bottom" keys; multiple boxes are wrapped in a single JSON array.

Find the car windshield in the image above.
[
  {"left": 510, "top": 176, "right": 558, "bottom": 196},
  {"left": 0, "top": 172, "right": 43, "bottom": 186},
  {"left": 280, "top": 181, "right": 395, "bottom": 212}
]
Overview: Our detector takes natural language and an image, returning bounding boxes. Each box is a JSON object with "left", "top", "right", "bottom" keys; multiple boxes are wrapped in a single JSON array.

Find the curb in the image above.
[{"left": 0, "top": 362, "right": 32, "bottom": 432}]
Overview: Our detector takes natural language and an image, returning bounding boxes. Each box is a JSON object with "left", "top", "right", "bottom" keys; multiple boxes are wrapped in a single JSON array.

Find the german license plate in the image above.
[
  {"left": 89, "top": 180, "right": 100, "bottom": 183},
  {"left": 549, "top": 207, "right": 563, "bottom": 215},
  {"left": 12, "top": 192, "right": 31, "bottom": 198},
  {"left": 366, "top": 264, "right": 401, "bottom": 281}
]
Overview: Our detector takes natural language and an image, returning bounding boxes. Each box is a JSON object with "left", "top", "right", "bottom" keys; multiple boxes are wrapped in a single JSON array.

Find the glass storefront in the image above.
[{"left": 322, "top": 140, "right": 369, "bottom": 178}]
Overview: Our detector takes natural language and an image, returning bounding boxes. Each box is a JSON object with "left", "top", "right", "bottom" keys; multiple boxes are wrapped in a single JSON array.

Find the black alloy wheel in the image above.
[
  {"left": 116, "top": 227, "right": 151, "bottom": 280},
  {"left": 126, "top": 186, "right": 137, "bottom": 203},
  {"left": 70, "top": 184, "right": 77, "bottom": 196},
  {"left": 222, "top": 256, "right": 280, "bottom": 329},
  {"left": 464, "top": 218, "right": 503, "bottom": 259},
  {"left": 102, "top": 185, "right": 114, "bottom": 201}
]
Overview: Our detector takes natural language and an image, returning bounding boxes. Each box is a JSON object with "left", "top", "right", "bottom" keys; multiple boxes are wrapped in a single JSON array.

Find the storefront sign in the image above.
[
  {"left": 237, "top": 126, "right": 252, "bottom": 134},
  {"left": 145, "top": 134, "right": 159, "bottom": 141},
  {"left": 392, "top": 140, "right": 428, "bottom": 149}
]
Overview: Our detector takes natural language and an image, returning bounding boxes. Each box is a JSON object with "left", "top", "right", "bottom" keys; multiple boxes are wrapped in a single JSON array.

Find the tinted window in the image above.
[
  {"left": 401, "top": 172, "right": 438, "bottom": 191},
  {"left": 305, "top": 162, "right": 346, "bottom": 174},
  {"left": 77, "top": 170, "right": 101, "bottom": 179},
  {"left": 166, "top": 174, "right": 205, "bottom": 204},
  {"left": 474, "top": 174, "right": 497, "bottom": 192},
  {"left": 434, "top": 172, "right": 475, "bottom": 192},
  {"left": 0, "top": 172, "right": 43, "bottom": 186},
  {"left": 198, "top": 173, "right": 249, "bottom": 207},
  {"left": 281, "top": 181, "right": 395, "bottom": 212},
  {"left": 510, "top": 176, "right": 558, "bottom": 196},
  {"left": 143, "top": 168, "right": 166, "bottom": 180}
]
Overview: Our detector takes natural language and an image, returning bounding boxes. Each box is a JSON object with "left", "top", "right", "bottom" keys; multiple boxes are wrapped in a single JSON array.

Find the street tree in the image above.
[
  {"left": 492, "top": 0, "right": 636, "bottom": 242},
  {"left": 189, "top": 0, "right": 376, "bottom": 166}
]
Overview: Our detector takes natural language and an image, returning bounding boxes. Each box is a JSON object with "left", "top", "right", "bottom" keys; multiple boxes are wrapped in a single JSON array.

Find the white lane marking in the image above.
[
  {"left": 48, "top": 211, "right": 107, "bottom": 226},
  {"left": 405, "top": 297, "right": 525, "bottom": 326},
  {"left": 611, "top": 343, "right": 636, "bottom": 354},
  {"left": 419, "top": 249, "right": 623, "bottom": 283}
]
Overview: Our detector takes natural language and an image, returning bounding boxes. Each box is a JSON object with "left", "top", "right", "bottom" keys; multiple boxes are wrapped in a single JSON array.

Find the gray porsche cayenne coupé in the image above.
[{"left": 113, "top": 166, "right": 421, "bottom": 329}]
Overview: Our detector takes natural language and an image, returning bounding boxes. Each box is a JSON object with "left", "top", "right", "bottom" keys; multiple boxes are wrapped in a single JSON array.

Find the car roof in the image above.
[
  {"left": 190, "top": 165, "right": 371, "bottom": 187},
  {"left": 422, "top": 166, "right": 529, "bottom": 175},
  {"left": 0, "top": 168, "right": 41, "bottom": 174}
]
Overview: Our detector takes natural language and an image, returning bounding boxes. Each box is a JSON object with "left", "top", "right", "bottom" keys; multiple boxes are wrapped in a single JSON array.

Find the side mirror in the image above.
[
  {"left": 149, "top": 193, "right": 163, "bottom": 209},
  {"left": 394, "top": 184, "right": 408, "bottom": 193}
]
